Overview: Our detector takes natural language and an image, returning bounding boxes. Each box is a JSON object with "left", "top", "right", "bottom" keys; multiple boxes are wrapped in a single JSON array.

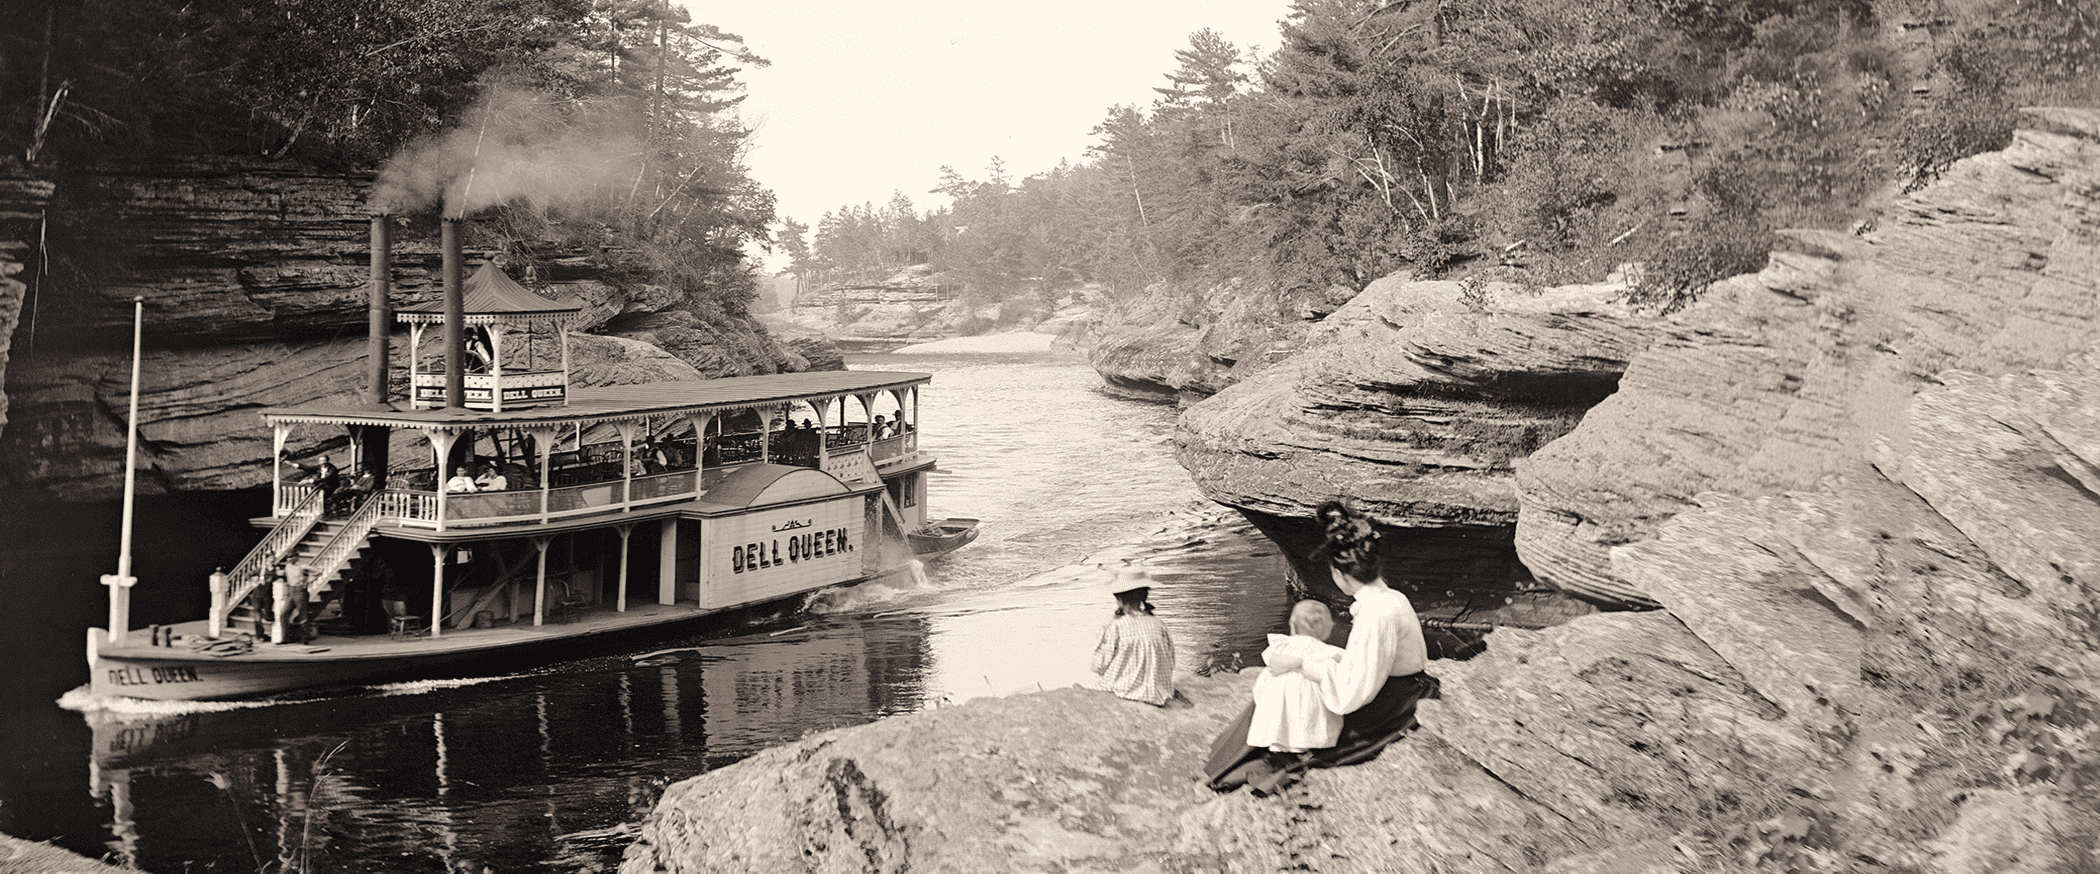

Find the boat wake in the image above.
[{"left": 56, "top": 685, "right": 282, "bottom": 716}]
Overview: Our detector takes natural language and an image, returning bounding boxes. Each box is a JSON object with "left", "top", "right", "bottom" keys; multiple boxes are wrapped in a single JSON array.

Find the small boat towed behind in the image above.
[{"left": 908, "top": 518, "right": 980, "bottom": 560}]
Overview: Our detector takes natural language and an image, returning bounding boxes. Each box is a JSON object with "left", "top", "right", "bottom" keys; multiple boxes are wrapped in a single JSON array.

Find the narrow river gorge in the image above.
[{"left": 0, "top": 348, "right": 1554, "bottom": 874}]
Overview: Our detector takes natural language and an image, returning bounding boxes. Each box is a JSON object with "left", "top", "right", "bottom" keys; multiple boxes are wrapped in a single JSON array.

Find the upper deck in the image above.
[{"left": 263, "top": 370, "right": 933, "bottom": 430}]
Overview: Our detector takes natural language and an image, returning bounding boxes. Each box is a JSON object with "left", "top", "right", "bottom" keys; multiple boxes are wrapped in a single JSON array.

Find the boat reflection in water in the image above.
[{"left": 78, "top": 613, "right": 930, "bottom": 873}]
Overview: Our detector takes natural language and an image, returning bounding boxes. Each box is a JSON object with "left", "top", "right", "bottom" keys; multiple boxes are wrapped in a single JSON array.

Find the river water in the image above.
[{"left": 0, "top": 349, "right": 1546, "bottom": 873}]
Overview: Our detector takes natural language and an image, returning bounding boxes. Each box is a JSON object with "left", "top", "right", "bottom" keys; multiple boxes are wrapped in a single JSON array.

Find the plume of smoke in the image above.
[{"left": 371, "top": 85, "right": 644, "bottom": 218}]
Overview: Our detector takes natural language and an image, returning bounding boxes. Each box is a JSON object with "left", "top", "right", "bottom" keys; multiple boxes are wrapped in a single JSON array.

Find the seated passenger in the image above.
[
  {"left": 872, "top": 415, "right": 891, "bottom": 438},
  {"left": 475, "top": 464, "right": 508, "bottom": 491},
  {"left": 445, "top": 470, "right": 480, "bottom": 493}
]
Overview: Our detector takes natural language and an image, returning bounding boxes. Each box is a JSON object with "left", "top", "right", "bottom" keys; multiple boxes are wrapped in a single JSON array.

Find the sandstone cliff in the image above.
[
  {"left": 1175, "top": 274, "right": 1656, "bottom": 529},
  {"left": 0, "top": 157, "right": 807, "bottom": 500},
  {"left": 1515, "top": 109, "right": 2100, "bottom": 608},
  {"left": 1084, "top": 282, "right": 1350, "bottom": 403},
  {"left": 762, "top": 265, "right": 969, "bottom": 349},
  {"left": 620, "top": 113, "right": 2100, "bottom": 872}
]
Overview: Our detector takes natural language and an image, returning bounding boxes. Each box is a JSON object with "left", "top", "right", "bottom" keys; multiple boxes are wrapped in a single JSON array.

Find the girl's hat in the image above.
[{"left": 1106, "top": 564, "right": 1153, "bottom": 594}]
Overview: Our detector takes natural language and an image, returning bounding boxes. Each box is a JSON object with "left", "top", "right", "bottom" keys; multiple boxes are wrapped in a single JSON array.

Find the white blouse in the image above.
[{"left": 1300, "top": 583, "right": 1426, "bottom": 715}]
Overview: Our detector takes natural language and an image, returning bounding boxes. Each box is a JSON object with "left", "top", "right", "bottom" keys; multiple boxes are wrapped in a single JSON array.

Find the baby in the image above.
[{"left": 1245, "top": 600, "right": 1347, "bottom": 753}]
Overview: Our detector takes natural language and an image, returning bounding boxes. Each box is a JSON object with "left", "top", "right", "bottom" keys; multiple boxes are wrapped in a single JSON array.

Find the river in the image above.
[{"left": 0, "top": 348, "right": 1540, "bottom": 873}]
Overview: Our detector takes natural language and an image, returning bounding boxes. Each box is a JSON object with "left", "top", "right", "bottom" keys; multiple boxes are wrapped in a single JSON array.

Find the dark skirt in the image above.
[{"left": 1203, "top": 672, "right": 1440, "bottom": 791}]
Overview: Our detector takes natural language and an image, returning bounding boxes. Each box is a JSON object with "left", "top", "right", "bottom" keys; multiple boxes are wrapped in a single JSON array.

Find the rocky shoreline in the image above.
[{"left": 620, "top": 112, "right": 2100, "bottom": 872}]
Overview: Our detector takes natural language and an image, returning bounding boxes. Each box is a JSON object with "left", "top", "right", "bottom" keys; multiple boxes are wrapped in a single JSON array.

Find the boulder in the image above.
[{"left": 1176, "top": 274, "right": 1658, "bottom": 528}]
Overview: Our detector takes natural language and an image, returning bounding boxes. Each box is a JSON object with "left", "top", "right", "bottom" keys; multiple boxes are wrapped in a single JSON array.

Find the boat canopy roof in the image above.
[
  {"left": 263, "top": 370, "right": 932, "bottom": 430},
  {"left": 397, "top": 262, "right": 583, "bottom": 326}
]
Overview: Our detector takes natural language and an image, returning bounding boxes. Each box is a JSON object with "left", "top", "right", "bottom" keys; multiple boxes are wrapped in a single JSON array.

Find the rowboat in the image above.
[
  {"left": 908, "top": 518, "right": 980, "bottom": 560},
  {"left": 84, "top": 216, "right": 970, "bottom": 701}
]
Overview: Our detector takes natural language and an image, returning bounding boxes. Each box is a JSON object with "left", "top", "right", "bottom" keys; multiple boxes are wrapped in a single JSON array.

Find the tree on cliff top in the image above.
[{"left": 3, "top": 0, "right": 778, "bottom": 315}]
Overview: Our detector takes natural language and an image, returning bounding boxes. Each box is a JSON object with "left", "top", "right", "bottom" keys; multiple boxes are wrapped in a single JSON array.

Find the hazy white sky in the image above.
[{"left": 693, "top": 1, "right": 1293, "bottom": 239}]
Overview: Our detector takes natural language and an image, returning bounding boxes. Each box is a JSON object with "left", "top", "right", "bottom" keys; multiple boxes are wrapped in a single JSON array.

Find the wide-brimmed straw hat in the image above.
[{"left": 1105, "top": 564, "right": 1153, "bottom": 594}]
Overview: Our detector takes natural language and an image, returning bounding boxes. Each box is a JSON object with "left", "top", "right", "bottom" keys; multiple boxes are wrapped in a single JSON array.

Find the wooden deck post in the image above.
[
  {"left": 532, "top": 535, "right": 552, "bottom": 627},
  {"left": 429, "top": 430, "right": 458, "bottom": 532},
  {"left": 616, "top": 523, "right": 635, "bottom": 613},
  {"left": 271, "top": 425, "right": 289, "bottom": 516},
  {"left": 658, "top": 517, "right": 678, "bottom": 605},
  {"left": 429, "top": 543, "right": 448, "bottom": 639}
]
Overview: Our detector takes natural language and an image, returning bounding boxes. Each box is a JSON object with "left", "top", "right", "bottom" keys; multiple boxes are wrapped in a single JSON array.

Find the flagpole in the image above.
[{"left": 103, "top": 296, "right": 144, "bottom": 647}]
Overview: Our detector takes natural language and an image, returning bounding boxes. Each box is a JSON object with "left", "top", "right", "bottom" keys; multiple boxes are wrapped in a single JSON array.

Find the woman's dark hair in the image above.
[
  {"left": 1314, "top": 500, "right": 1380, "bottom": 582},
  {"left": 1113, "top": 586, "right": 1154, "bottom": 616}
]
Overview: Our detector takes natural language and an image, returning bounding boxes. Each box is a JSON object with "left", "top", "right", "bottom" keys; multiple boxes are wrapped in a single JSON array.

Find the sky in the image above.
[{"left": 691, "top": 1, "right": 1295, "bottom": 259}]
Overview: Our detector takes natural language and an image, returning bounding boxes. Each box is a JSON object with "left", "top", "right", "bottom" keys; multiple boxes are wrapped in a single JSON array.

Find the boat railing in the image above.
[
  {"left": 299, "top": 495, "right": 386, "bottom": 591},
  {"left": 378, "top": 489, "right": 439, "bottom": 522},
  {"left": 868, "top": 434, "right": 905, "bottom": 462},
  {"left": 377, "top": 470, "right": 703, "bottom": 529},
  {"left": 275, "top": 482, "right": 316, "bottom": 516},
  {"left": 213, "top": 488, "right": 324, "bottom": 637}
]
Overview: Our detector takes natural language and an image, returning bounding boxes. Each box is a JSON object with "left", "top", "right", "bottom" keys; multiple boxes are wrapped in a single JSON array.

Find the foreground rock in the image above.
[
  {"left": 1176, "top": 274, "right": 1656, "bottom": 529},
  {"left": 1515, "top": 110, "right": 2100, "bottom": 607},
  {"left": 0, "top": 835, "right": 133, "bottom": 874}
]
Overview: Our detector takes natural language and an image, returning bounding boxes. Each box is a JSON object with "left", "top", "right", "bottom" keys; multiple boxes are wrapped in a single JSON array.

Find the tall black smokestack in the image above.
[
  {"left": 361, "top": 214, "right": 395, "bottom": 480},
  {"left": 442, "top": 217, "right": 465, "bottom": 408},
  {"left": 366, "top": 215, "right": 392, "bottom": 404}
]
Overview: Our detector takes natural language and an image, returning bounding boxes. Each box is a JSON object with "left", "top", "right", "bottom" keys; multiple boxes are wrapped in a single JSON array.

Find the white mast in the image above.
[{"left": 102, "top": 297, "right": 145, "bottom": 646}]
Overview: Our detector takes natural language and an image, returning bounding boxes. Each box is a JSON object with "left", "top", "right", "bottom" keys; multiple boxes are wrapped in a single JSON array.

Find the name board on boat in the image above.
[{"left": 701, "top": 497, "right": 863, "bottom": 609}]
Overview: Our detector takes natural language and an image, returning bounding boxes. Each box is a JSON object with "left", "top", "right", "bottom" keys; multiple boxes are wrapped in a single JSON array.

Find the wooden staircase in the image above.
[{"left": 225, "top": 507, "right": 379, "bottom": 636}]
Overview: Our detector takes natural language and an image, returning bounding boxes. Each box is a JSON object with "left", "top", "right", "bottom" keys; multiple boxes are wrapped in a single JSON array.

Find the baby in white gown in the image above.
[{"left": 1246, "top": 600, "right": 1347, "bottom": 753}]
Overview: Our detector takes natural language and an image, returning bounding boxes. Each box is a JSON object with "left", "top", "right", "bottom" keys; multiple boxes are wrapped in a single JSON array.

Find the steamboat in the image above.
[{"left": 84, "top": 215, "right": 972, "bottom": 701}]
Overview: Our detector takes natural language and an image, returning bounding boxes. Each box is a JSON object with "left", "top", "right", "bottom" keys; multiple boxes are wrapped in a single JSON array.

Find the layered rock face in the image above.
[
  {"left": 1176, "top": 274, "right": 1657, "bottom": 529},
  {"left": 622, "top": 115, "right": 2100, "bottom": 872},
  {"left": 762, "top": 265, "right": 968, "bottom": 349},
  {"left": 0, "top": 166, "right": 55, "bottom": 440},
  {"left": 0, "top": 157, "right": 806, "bottom": 500},
  {"left": 1085, "top": 282, "right": 1346, "bottom": 403},
  {"left": 1515, "top": 110, "right": 2100, "bottom": 608}
]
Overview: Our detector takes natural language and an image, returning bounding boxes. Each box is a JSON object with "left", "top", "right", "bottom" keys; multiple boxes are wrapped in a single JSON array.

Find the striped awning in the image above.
[{"left": 263, "top": 371, "right": 930, "bottom": 430}]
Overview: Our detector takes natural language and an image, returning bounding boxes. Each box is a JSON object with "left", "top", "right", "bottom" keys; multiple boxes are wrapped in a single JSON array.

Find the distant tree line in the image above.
[
  {"left": 784, "top": 0, "right": 2097, "bottom": 315},
  {"left": 2, "top": 0, "right": 775, "bottom": 315}
]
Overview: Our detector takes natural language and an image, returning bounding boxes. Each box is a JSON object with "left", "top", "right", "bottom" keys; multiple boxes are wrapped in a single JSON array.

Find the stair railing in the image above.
[
  {"left": 211, "top": 488, "right": 324, "bottom": 637},
  {"left": 299, "top": 494, "right": 386, "bottom": 595}
]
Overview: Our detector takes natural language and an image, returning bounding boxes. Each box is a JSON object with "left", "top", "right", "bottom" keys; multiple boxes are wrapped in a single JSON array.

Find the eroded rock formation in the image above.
[
  {"left": 1085, "top": 283, "right": 1344, "bottom": 403},
  {"left": 1515, "top": 109, "right": 2100, "bottom": 608},
  {"left": 762, "top": 265, "right": 969, "bottom": 349},
  {"left": 1176, "top": 274, "right": 1657, "bottom": 529},
  {"left": 0, "top": 157, "right": 807, "bottom": 500}
]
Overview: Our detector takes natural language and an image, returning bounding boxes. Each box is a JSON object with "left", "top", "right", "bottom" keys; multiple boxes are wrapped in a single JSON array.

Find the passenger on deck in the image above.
[
  {"left": 1089, "top": 565, "right": 1180, "bottom": 707},
  {"left": 475, "top": 464, "right": 508, "bottom": 491},
  {"left": 871, "top": 415, "right": 891, "bottom": 438},
  {"left": 445, "top": 469, "right": 480, "bottom": 493},
  {"left": 285, "top": 453, "right": 343, "bottom": 516},
  {"left": 1205, "top": 500, "right": 1437, "bottom": 795},
  {"left": 338, "top": 463, "right": 379, "bottom": 514}
]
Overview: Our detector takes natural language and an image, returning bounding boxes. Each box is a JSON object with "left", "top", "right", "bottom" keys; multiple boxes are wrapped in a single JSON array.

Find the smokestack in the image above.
[
  {"left": 442, "top": 217, "right": 465, "bottom": 408},
  {"left": 362, "top": 215, "right": 394, "bottom": 479},
  {"left": 366, "top": 215, "right": 392, "bottom": 404}
]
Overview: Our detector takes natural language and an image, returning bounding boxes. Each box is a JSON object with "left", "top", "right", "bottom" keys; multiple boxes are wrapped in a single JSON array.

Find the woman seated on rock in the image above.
[{"left": 1204, "top": 500, "right": 1437, "bottom": 795}]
